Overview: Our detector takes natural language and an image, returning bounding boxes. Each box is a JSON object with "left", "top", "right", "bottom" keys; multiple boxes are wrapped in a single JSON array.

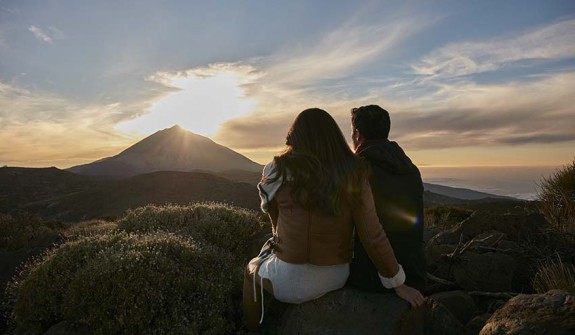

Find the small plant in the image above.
[
  {"left": 532, "top": 253, "right": 575, "bottom": 293},
  {"left": 537, "top": 159, "right": 575, "bottom": 233}
]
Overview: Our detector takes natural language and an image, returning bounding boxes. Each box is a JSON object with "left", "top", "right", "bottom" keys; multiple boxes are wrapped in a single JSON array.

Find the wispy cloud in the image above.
[
  {"left": 29, "top": 25, "right": 52, "bottom": 43},
  {"left": 0, "top": 82, "right": 151, "bottom": 167},
  {"left": 389, "top": 72, "right": 575, "bottom": 149},
  {"left": 28, "top": 25, "right": 67, "bottom": 44},
  {"left": 412, "top": 19, "right": 575, "bottom": 78},
  {"left": 213, "top": 13, "right": 438, "bottom": 151}
]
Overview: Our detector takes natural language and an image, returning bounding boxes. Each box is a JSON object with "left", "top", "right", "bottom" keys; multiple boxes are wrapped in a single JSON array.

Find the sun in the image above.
[{"left": 116, "top": 66, "right": 256, "bottom": 136}]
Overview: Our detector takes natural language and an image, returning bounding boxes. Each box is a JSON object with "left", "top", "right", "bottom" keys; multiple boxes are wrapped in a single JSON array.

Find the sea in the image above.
[{"left": 418, "top": 166, "right": 561, "bottom": 200}]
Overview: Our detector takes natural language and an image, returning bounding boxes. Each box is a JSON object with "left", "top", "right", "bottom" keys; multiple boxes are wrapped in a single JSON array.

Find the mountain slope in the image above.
[
  {"left": 0, "top": 166, "right": 109, "bottom": 213},
  {"left": 18, "top": 171, "right": 260, "bottom": 221},
  {"left": 68, "top": 125, "right": 263, "bottom": 176}
]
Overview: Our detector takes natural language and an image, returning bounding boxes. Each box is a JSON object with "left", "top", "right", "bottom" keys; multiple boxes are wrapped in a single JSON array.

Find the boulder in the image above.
[
  {"left": 269, "top": 287, "right": 423, "bottom": 335},
  {"left": 43, "top": 321, "right": 92, "bottom": 335},
  {"left": 430, "top": 290, "right": 479, "bottom": 325},
  {"left": 465, "top": 314, "right": 490, "bottom": 335},
  {"left": 452, "top": 252, "right": 516, "bottom": 292},
  {"left": 480, "top": 290, "right": 575, "bottom": 335},
  {"left": 425, "top": 244, "right": 456, "bottom": 269},
  {"left": 423, "top": 297, "right": 465, "bottom": 335},
  {"left": 454, "top": 212, "right": 546, "bottom": 242}
]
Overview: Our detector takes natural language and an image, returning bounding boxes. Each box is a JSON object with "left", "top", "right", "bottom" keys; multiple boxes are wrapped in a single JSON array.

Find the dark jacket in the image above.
[{"left": 347, "top": 140, "right": 427, "bottom": 291}]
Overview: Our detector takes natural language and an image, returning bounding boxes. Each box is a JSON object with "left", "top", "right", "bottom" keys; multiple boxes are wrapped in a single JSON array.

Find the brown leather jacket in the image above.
[{"left": 267, "top": 179, "right": 400, "bottom": 278}]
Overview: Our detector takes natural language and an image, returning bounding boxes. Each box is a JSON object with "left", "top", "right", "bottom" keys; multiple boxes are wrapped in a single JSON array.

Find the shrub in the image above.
[
  {"left": 116, "top": 203, "right": 268, "bottom": 254},
  {"left": 63, "top": 220, "right": 117, "bottom": 240},
  {"left": 8, "top": 231, "right": 238, "bottom": 335},
  {"left": 532, "top": 253, "right": 575, "bottom": 293},
  {"left": 538, "top": 159, "right": 575, "bottom": 233},
  {"left": 0, "top": 212, "right": 54, "bottom": 251}
]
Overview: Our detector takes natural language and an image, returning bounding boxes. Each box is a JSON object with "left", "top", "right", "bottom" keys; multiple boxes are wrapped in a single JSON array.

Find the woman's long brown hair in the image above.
[{"left": 270, "top": 108, "right": 368, "bottom": 216}]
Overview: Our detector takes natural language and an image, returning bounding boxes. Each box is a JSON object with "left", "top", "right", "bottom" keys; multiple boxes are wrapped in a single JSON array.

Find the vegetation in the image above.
[
  {"left": 424, "top": 206, "right": 473, "bottom": 231},
  {"left": 117, "top": 202, "right": 268, "bottom": 254},
  {"left": 532, "top": 253, "right": 575, "bottom": 293},
  {"left": 62, "top": 220, "right": 118, "bottom": 240},
  {"left": 6, "top": 203, "right": 268, "bottom": 334},
  {"left": 537, "top": 159, "right": 575, "bottom": 233},
  {"left": 0, "top": 212, "right": 57, "bottom": 251}
]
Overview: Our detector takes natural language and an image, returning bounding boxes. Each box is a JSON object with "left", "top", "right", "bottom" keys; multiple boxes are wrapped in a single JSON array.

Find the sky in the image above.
[{"left": 1, "top": 0, "right": 574, "bottom": 196}]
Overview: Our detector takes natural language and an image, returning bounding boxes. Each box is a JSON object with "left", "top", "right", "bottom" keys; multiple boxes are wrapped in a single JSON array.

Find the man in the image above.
[{"left": 347, "top": 104, "right": 426, "bottom": 292}]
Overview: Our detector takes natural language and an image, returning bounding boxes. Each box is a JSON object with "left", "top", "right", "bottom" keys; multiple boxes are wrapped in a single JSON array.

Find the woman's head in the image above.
[
  {"left": 284, "top": 108, "right": 352, "bottom": 165},
  {"left": 272, "top": 108, "right": 367, "bottom": 215}
]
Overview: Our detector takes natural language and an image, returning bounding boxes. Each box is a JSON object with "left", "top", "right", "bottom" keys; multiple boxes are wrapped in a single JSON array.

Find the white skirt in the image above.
[{"left": 257, "top": 254, "right": 349, "bottom": 304}]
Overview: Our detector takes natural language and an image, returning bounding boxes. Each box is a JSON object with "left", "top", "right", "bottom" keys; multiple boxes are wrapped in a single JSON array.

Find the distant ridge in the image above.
[
  {"left": 423, "top": 182, "right": 515, "bottom": 201},
  {"left": 67, "top": 125, "right": 263, "bottom": 176}
]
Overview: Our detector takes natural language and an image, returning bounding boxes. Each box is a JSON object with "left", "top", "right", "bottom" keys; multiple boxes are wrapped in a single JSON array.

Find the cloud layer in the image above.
[{"left": 1, "top": 4, "right": 573, "bottom": 168}]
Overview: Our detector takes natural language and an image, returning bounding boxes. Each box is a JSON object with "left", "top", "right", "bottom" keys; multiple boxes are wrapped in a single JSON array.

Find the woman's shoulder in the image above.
[{"left": 261, "top": 161, "right": 279, "bottom": 182}]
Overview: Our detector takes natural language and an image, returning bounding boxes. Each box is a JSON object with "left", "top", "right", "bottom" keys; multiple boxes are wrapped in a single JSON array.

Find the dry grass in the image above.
[
  {"left": 537, "top": 159, "right": 575, "bottom": 233},
  {"left": 533, "top": 253, "right": 575, "bottom": 293}
]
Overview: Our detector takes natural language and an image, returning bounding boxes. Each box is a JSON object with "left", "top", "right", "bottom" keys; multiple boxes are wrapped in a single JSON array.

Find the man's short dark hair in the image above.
[{"left": 351, "top": 105, "right": 391, "bottom": 140}]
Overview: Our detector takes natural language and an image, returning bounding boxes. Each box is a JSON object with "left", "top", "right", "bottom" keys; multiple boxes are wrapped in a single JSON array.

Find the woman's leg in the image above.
[{"left": 243, "top": 265, "right": 274, "bottom": 330}]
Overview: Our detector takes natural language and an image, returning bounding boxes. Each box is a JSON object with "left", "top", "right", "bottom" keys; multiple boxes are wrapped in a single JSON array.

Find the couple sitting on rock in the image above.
[{"left": 244, "top": 105, "right": 427, "bottom": 330}]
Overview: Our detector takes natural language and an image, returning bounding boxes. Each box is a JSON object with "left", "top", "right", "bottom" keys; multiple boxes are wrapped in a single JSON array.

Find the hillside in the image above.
[
  {"left": 67, "top": 125, "right": 263, "bottom": 176},
  {"left": 0, "top": 166, "right": 109, "bottom": 213},
  {"left": 18, "top": 171, "right": 259, "bottom": 221}
]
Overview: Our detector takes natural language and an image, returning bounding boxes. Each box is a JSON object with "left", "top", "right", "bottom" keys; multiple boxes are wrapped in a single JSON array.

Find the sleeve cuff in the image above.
[{"left": 378, "top": 264, "right": 406, "bottom": 289}]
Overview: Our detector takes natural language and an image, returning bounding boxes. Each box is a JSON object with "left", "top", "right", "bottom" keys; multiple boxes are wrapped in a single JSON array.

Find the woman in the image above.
[{"left": 243, "top": 108, "right": 424, "bottom": 329}]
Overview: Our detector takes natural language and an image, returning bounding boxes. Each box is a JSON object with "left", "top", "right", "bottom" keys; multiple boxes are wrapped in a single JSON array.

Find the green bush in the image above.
[
  {"left": 116, "top": 203, "right": 268, "bottom": 254},
  {"left": 8, "top": 231, "right": 238, "bottom": 335},
  {"left": 532, "top": 253, "right": 575, "bottom": 293},
  {"left": 538, "top": 159, "right": 575, "bottom": 233}
]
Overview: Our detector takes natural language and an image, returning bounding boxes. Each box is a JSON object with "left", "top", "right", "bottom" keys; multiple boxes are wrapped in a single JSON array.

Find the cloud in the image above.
[
  {"left": 259, "top": 14, "right": 437, "bottom": 92},
  {"left": 28, "top": 25, "right": 67, "bottom": 44},
  {"left": 29, "top": 25, "right": 52, "bottom": 43},
  {"left": 388, "top": 72, "right": 575, "bottom": 149},
  {"left": 213, "top": 13, "right": 437, "bottom": 150},
  {"left": 0, "top": 82, "right": 154, "bottom": 167},
  {"left": 412, "top": 19, "right": 575, "bottom": 78}
]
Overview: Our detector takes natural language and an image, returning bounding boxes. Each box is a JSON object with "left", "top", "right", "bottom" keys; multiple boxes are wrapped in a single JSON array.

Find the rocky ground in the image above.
[{"left": 252, "top": 209, "right": 575, "bottom": 335}]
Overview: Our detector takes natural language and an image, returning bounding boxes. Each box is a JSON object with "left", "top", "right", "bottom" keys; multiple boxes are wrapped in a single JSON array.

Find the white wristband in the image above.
[{"left": 378, "top": 264, "right": 406, "bottom": 289}]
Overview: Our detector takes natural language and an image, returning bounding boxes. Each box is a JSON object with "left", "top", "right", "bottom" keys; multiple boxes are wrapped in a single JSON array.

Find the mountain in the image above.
[
  {"left": 67, "top": 125, "right": 263, "bottom": 176},
  {"left": 423, "top": 183, "right": 515, "bottom": 201}
]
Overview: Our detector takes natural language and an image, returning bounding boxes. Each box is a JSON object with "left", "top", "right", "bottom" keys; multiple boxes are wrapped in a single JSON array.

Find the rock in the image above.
[
  {"left": 465, "top": 314, "right": 490, "bottom": 335},
  {"left": 428, "top": 230, "right": 461, "bottom": 246},
  {"left": 424, "top": 227, "right": 441, "bottom": 243},
  {"left": 425, "top": 244, "right": 456, "bottom": 269},
  {"left": 270, "top": 287, "right": 422, "bottom": 335},
  {"left": 452, "top": 252, "right": 516, "bottom": 292},
  {"left": 430, "top": 290, "right": 479, "bottom": 325},
  {"left": 454, "top": 212, "right": 546, "bottom": 242},
  {"left": 480, "top": 290, "right": 575, "bottom": 335},
  {"left": 423, "top": 297, "right": 465, "bottom": 335},
  {"left": 43, "top": 321, "right": 92, "bottom": 335}
]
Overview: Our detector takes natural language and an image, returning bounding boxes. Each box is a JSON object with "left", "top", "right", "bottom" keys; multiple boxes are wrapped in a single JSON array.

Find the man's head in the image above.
[{"left": 350, "top": 104, "right": 391, "bottom": 149}]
